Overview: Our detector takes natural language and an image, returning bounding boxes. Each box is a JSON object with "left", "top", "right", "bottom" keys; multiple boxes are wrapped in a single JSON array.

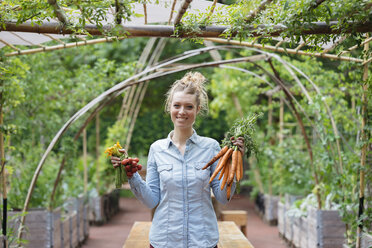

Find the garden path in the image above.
[{"left": 82, "top": 194, "right": 287, "bottom": 248}]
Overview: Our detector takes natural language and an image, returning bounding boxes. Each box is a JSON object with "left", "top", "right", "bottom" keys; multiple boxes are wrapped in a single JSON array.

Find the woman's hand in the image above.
[
  {"left": 110, "top": 148, "right": 126, "bottom": 168},
  {"left": 122, "top": 157, "right": 141, "bottom": 178},
  {"left": 111, "top": 149, "right": 141, "bottom": 179},
  {"left": 231, "top": 136, "right": 245, "bottom": 154}
]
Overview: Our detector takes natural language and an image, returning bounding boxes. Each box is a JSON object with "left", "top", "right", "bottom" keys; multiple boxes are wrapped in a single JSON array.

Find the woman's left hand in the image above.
[{"left": 231, "top": 136, "right": 245, "bottom": 154}]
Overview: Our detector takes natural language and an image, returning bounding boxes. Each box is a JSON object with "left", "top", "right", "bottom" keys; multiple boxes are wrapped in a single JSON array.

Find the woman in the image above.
[{"left": 111, "top": 72, "right": 244, "bottom": 248}]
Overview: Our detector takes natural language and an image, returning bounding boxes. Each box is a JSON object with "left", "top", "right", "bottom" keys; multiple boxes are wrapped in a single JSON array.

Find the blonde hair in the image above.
[{"left": 165, "top": 71, "right": 209, "bottom": 115}]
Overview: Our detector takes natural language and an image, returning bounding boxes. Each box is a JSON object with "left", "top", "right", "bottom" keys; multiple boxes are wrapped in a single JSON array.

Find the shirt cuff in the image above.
[{"left": 128, "top": 172, "right": 142, "bottom": 189}]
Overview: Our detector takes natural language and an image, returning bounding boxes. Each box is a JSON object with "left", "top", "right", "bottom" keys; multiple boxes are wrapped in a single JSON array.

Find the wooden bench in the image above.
[
  {"left": 220, "top": 210, "right": 248, "bottom": 235},
  {"left": 123, "top": 221, "right": 254, "bottom": 248}
]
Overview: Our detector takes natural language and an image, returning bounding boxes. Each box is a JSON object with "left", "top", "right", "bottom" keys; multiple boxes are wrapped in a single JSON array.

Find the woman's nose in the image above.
[{"left": 179, "top": 106, "right": 185, "bottom": 114}]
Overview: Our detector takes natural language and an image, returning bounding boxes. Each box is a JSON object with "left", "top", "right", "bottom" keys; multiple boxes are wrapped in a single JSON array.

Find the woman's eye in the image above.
[
  {"left": 173, "top": 104, "right": 180, "bottom": 107},
  {"left": 187, "top": 106, "right": 193, "bottom": 109}
]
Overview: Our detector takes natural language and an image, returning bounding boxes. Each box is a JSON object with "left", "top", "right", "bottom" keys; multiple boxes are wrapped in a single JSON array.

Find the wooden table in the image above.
[
  {"left": 220, "top": 210, "right": 248, "bottom": 235},
  {"left": 123, "top": 221, "right": 254, "bottom": 248}
]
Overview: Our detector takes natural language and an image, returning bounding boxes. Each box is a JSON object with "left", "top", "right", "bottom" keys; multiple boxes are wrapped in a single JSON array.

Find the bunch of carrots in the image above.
[{"left": 203, "top": 114, "right": 260, "bottom": 200}]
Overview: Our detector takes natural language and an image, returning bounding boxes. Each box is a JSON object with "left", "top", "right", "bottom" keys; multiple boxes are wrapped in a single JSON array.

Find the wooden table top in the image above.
[{"left": 123, "top": 221, "right": 254, "bottom": 248}]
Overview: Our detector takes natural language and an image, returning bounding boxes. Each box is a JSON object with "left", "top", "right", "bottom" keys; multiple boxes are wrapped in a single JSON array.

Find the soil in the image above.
[{"left": 82, "top": 194, "right": 287, "bottom": 248}]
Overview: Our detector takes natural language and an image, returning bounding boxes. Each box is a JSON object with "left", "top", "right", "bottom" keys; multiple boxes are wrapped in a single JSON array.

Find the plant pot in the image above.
[
  {"left": 68, "top": 211, "right": 78, "bottom": 248},
  {"left": 75, "top": 194, "right": 89, "bottom": 244},
  {"left": 64, "top": 194, "right": 90, "bottom": 246},
  {"left": 107, "top": 189, "right": 120, "bottom": 219},
  {"left": 307, "top": 207, "right": 346, "bottom": 248},
  {"left": 65, "top": 199, "right": 80, "bottom": 248},
  {"left": 292, "top": 215, "right": 308, "bottom": 248},
  {"left": 284, "top": 209, "right": 294, "bottom": 244},
  {"left": 284, "top": 193, "right": 302, "bottom": 208},
  {"left": 254, "top": 192, "right": 265, "bottom": 217},
  {"left": 278, "top": 201, "right": 285, "bottom": 237},
  {"left": 299, "top": 216, "right": 308, "bottom": 248},
  {"left": 281, "top": 194, "right": 302, "bottom": 245},
  {"left": 263, "top": 194, "right": 279, "bottom": 225},
  {"left": 83, "top": 200, "right": 90, "bottom": 241},
  {"left": 292, "top": 216, "right": 301, "bottom": 248},
  {"left": 89, "top": 189, "right": 120, "bottom": 225},
  {"left": 89, "top": 194, "right": 105, "bottom": 225},
  {"left": 362, "top": 232, "right": 372, "bottom": 248},
  {"left": 7, "top": 207, "right": 61, "bottom": 248},
  {"left": 0, "top": 235, "right": 4, "bottom": 247},
  {"left": 60, "top": 214, "right": 70, "bottom": 248}
]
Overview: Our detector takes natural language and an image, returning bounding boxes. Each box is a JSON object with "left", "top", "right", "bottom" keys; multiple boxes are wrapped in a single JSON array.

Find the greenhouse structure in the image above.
[{"left": 0, "top": 0, "right": 371, "bottom": 248}]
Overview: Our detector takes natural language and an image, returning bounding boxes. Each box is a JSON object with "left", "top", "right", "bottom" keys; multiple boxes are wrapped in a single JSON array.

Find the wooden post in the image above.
[
  {"left": 252, "top": 161, "right": 265, "bottom": 194},
  {"left": 126, "top": 82, "right": 149, "bottom": 150},
  {"left": 120, "top": 85, "right": 137, "bottom": 130},
  {"left": 356, "top": 34, "right": 369, "bottom": 248},
  {"left": 0, "top": 90, "right": 8, "bottom": 248},
  {"left": 96, "top": 113, "right": 100, "bottom": 193},
  {"left": 279, "top": 97, "right": 284, "bottom": 144},
  {"left": 267, "top": 95, "right": 273, "bottom": 196},
  {"left": 278, "top": 96, "right": 284, "bottom": 199},
  {"left": 143, "top": 4, "right": 147, "bottom": 24},
  {"left": 83, "top": 128, "right": 88, "bottom": 194},
  {"left": 174, "top": 0, "right": 193, "bottom": 25},
  {"left": 268, "top": 95, "right": 273, "bottom": 127},
  {"left": 124, "top": 83, "right": 144, "bottom": 148},
  {"left": 118, "top": 90, "right": 129, "bottom": 120},
  {"left": 83, "top": 128, "right": 87, "bottom": 194},
  {"left": 232, "top": 93, "right": 244, "bottom": 118}
]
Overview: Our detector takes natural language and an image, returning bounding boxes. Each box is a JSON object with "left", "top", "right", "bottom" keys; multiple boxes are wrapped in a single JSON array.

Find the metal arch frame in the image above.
[{"left": 17, "top": 44, "right": 349, "bottom": 239}]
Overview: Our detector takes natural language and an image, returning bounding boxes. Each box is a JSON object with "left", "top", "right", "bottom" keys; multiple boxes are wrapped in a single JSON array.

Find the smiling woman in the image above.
[
  {"left": 165, "top": 72, "right": 209, "bottom": 154},
  {"left": 111, "top": 71, "right": 245, "bottom": 248}
]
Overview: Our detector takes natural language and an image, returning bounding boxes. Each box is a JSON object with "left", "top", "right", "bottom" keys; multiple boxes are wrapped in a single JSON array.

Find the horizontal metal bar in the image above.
[{"left": 2, "top": 21, "right": 371, "bottom": 38}]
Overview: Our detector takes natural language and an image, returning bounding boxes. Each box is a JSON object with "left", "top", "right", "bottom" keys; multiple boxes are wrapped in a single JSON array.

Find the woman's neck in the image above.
[{"left": 171, "top": 127, "right": 193, "bottom": 146}]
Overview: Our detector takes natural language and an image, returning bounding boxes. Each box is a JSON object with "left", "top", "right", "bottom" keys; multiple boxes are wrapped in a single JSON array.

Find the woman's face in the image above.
[{"left": 170, "top": 91, "right": 200, "bottom": 130}]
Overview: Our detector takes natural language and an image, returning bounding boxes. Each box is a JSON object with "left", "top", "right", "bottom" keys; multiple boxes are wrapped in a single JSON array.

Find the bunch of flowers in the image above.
[{"left": 105, "top": 141, "right": 127, "bottom": 188}]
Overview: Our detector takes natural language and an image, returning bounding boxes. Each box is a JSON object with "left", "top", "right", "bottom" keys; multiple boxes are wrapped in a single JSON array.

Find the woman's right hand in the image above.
[
  {"left": 110, "top": 148, "right": 126, "bottom": 168},
  {"left": 110, "top": 156, "right": 121, "bottom": 168}
]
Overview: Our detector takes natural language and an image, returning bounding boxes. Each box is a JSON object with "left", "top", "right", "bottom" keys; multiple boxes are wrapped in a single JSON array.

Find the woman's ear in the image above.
[{"left": 197, "top": 105, "right": 201, "bottom": 114}]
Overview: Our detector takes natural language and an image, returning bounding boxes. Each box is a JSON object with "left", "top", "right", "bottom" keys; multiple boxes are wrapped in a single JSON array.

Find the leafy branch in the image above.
[{"left": 221, "top": 113, "right": 262, "bottom": 158}]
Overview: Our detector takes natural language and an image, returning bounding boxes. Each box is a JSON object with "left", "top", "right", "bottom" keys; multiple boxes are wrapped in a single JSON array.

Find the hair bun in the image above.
[{"left": 182, "top": 72, "right": 206, "bottom": 87}]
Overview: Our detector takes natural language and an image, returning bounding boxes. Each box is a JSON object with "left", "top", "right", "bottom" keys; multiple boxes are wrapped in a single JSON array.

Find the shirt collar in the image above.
[{"left": 166, "top": 129, "right": 198, "bottom": 148}]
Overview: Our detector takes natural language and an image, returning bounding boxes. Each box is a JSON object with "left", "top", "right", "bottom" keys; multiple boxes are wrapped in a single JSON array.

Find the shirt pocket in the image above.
[
  {"left": 157, "top": 164, "right": 173, "bottom": 184},
  {"left": 194, "top": 162, "right": 210, "bottom": 183}
]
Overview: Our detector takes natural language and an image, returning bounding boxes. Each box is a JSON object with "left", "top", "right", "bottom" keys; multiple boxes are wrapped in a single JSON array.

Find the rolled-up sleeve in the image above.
[
  {"left": 128, "top": 145, "right": 160, "bottom": 209},
  {"left": 209, "top": 142, "right": 236, "bottom": 205}
]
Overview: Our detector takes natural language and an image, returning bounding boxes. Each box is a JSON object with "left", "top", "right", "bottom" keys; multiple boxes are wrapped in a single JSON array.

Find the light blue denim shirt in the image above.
[{"left": 128, "top": 130, "right": 236, "bottom": 248}]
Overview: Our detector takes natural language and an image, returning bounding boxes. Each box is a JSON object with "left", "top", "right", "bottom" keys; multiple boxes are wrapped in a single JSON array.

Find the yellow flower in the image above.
[
  {"left": 104, "top": 141, "right": 123, "bottom": 157},
  {"left": 116, "top": 141, "right": 122, "bottom": 149},
  {"left": 104, "top": 147, "right": 113, "bottom": 157}
]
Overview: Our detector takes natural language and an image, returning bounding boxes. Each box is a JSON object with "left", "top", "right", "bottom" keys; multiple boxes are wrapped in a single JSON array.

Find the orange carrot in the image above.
[
  {"left": 203, "top": 146, "right": 228, "bottom": 170},
  {"left": 218, "top": 159, "right": 227, "bottom": 180},
  {"left": 227, "top": 148, "right": 239, "bottom": 185},
  {"left": 209, "top": 148, "right": 233, "bottom": 184},
  {"left": 237, "top": 151, "right": 243, "bottom": 181},
  {"left": 226, "top": 182, "right": 232, "bottom": 200},
  {"left": 221, "top": 158, "right": 231, "bottom": 190},
  {"left": 236, "top": 153, "right": 241, "bottom": 182}
]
